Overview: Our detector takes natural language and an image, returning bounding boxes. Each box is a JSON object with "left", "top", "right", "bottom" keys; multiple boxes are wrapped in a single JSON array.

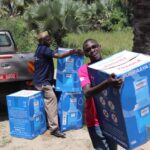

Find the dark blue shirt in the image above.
[{"left": 33, "top": 44, "right": 55, "bottom": 87}]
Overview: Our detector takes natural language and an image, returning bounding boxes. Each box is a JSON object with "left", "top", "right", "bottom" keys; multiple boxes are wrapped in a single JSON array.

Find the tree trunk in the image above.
[
  {"left": 82, "top": 0, "right": 95, "bottom": 4},
  {"left": 132, "top": 0, "right": 150, "bottom": 54}
]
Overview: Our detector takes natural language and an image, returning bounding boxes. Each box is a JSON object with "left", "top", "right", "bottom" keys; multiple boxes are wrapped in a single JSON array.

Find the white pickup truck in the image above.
[{"left": 0, "top": 30, "right": 34, "bottom": 106}]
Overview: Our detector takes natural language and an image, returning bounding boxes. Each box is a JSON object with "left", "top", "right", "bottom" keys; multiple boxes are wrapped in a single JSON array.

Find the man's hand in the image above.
[{"left": 107, "top": 73, "right": 123, "bottom": 88}]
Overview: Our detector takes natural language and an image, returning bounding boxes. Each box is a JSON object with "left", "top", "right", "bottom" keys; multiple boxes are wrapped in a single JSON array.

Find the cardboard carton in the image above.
[
  {"left": 58, "top": 92, "right": 83, "bottom": 131},
  {"left": 88, "top": 50, "right": 150, "bottom": 149},
  {"left": 6, "top": 90, "right": 47, "bottom": 139},
  {"left": 56, "top": 48, "right": 83, "bottom": 92}
]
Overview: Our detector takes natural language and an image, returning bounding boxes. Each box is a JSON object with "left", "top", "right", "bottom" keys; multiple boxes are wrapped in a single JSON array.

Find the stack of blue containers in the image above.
[
  {"left": 56, "top": 48, "right": 84, "bottom": 132},
  {"left": 6, "top": 90, "right": 47, "bottom": 139}
]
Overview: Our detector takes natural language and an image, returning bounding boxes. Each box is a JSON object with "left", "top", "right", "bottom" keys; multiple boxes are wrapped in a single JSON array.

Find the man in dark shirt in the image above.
[{"left": 33, "top": 31, "right": 81, "bottom": 138}]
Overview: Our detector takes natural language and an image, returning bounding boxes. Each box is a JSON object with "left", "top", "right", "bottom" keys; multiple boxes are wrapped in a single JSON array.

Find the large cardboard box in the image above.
[
  {"left": 88, "top": 50, "right": 150, "bottom": 149},
  {"left": 58, "top": 92, "right": 84, "bottom": 131},
  {"left": 56, "top": 47, "right": 83, "bottom": 92},
  {"left": 6, "top": 90, "right": 47, "bottom": 139}
]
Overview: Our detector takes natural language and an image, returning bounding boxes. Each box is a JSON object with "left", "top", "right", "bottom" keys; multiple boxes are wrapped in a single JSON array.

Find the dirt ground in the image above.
[
  {"left": 1, "top": 112, "right": 150, "bottom": 150},
  {"left": 0, "top": 113, "right": 92, "bottom": 150}
]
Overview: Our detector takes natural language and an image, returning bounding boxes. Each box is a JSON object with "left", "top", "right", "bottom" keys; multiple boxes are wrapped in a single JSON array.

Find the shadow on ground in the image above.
[{"left": 0, "top": 102, "right": 8, "bottom": 121}]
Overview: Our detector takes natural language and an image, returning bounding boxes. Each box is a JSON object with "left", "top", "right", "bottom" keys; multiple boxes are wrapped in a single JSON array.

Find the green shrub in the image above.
[{"left": 0, "top": 17, "right": 37, "bottom": 52}]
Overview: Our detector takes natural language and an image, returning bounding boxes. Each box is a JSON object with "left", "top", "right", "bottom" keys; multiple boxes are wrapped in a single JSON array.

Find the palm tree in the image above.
[
  {"left": 24, "top": 0, "right": 109, "bottom": 47},
  {"left": 0, "top": 0, "right": 45, "bottom": 17},
  {"left": 1, "top": 0, "right": 14, "bottom": 16},
  {"left": 24, "top": 0, "right": 85, "bottom": 47},
  {"left": 0, "top": 0, "right": 25, "bottom": 16}
]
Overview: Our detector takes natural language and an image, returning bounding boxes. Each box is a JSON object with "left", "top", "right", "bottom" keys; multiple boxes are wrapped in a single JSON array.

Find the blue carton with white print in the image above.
[
  {"left": 88, "top": 50, "right": 150, "bottom": 149},
  {"left": 56, "top": 48, "right": 84, "bottom": 72},
  {"left": 56, "top": 47, "right": 84, "bottom": 92},
  {"left": 58, "top": 92, "right": 84, "bottom": 132},
  {"left": 6, "top": 90, "right": 47, "bottom": 139},
  {"left": 56, "top": 70, "right": 82, "bottom": 92}
]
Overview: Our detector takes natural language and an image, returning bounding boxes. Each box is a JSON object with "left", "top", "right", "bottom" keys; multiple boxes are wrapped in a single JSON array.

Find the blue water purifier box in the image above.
[
  {"left": 6, "top": 90, "right": 47, "bottom": 139},
  {"left": 58, "top": 92, "right": 84, "bottom": 132},
  {"left": 56, "top": 71, "right": 82, "bottom": 92},
  {"left": 56, "top": 47, "right": 84, "bottom": 72},
  {"left": 88, "top": 50, "right": 150, "bottom": 150},
  {"left": 56, "top": 47, "right": 84, "bottom": 92}
]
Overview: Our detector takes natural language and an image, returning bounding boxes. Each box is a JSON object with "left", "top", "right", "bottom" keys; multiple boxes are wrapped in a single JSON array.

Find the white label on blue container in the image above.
[
  {"left": 130, "top": 140, "right": 137, "bottom": 145},
  {"left": 141, "top": 107, "right": 149, "bottom": 117},
  {"left": 34, "top": 99, "right": 40, "bottom": 114},
  {"left": 134, "top": 77, "right": 149, "bottom": 103},
  {"left": 34, "top": 116, "right": 40, "bottom": 131},
  {"left": 70, "top": 112, "right": 76, "bottom": 117},
  {"left": 134, "top": 79, "right": 147, "bottom": 90},
  {"left": 62, "top": 111, "right": 67, "bottom": 125},
  {"left": 66, "top": 74, "right": 72, "bottom": 78}
]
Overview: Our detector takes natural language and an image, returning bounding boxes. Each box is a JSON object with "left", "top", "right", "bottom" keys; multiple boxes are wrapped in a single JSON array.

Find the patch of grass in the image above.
[
  {"left": 0, "top": 135, "right": 12, "bottom": 147},
  {"left": 63, "top": 29, "right": 133, "bottom": 61}
]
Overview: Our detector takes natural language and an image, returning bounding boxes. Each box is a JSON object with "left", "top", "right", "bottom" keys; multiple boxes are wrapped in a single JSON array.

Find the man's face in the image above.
[
  {"left": 43, "top": 35, "right": 51, "bottom": 47},
  {"left": 84, "top": 40, "right": 101, "bottom": 62}
]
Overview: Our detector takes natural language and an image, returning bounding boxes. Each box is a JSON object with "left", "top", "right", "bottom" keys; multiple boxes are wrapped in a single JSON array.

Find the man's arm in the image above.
[
  {"left": 83, "top": 74, "right": 122, "bottom": 99},
  {"left": 53, "top": 49, "right": 83, "bottom": 58}
]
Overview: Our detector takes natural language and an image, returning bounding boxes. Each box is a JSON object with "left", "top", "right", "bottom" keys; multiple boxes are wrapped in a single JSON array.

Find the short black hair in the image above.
[{"left": 83, "top": 39, "right": 99, "bottom": 50}]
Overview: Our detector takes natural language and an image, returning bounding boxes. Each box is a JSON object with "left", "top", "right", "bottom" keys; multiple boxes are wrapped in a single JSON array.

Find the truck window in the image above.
[{"left": 0, "top": 34, "right": 11, "bottom": 47}]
